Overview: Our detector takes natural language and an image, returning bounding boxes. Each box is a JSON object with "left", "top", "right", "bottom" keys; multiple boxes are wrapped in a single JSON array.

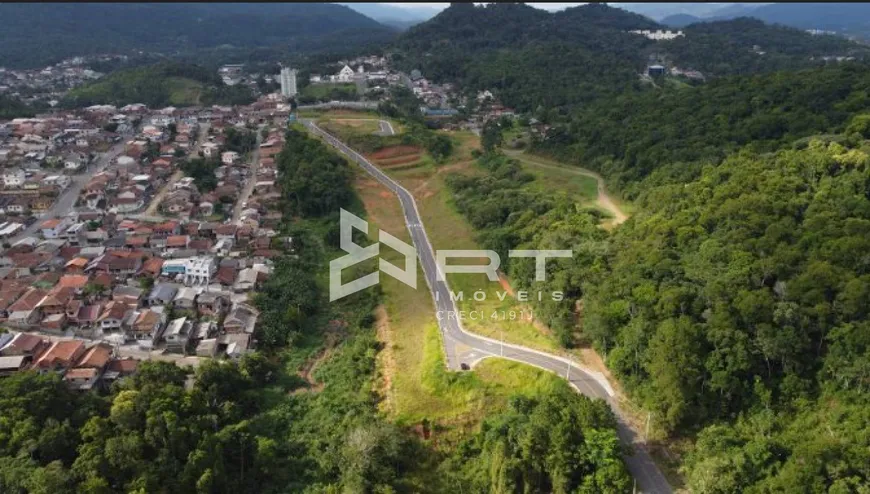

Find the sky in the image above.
[{"left": 383, "top": 3, "right": 586, "bottom": 11}]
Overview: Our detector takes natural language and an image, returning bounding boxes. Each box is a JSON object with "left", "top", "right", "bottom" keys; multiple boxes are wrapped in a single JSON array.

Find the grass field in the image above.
[
  {"left": 299, "top": 82, "right": 357, "bottom": 100},
  {"left": 506, "top": 150, "right": 636, "bottom": 220},
  {"left": 297, "top": 108, "right": 378, "bottom": 119},
  {"left": 320, "top": 118, "right": 380, "bottom": 134}
]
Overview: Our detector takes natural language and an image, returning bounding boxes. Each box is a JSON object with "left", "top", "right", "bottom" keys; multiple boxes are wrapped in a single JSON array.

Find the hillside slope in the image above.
[
  {"left": 62, "top": 63, "right": 254, "bottom": 108},
  {"left": 394, "top": 3, "right": 866, "bottom": 113}
]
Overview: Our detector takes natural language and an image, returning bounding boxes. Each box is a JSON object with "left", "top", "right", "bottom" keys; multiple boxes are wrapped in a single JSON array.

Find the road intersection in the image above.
[{"left": 302, "top": 119, "right": 673, "bottom": 493}]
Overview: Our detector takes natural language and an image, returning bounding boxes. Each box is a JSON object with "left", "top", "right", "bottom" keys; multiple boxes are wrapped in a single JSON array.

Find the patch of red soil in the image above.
[
  {"left": 377, "top": 154, "right": 421, "bottom": 167},
  {"left": 368, "top": 145, "right": 422, "bottom": 160}
]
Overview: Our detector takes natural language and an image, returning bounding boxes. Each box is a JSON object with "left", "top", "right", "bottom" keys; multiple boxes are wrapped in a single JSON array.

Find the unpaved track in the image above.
[{"left": 505, "top": 150, "right": 628, "bottom": 225}]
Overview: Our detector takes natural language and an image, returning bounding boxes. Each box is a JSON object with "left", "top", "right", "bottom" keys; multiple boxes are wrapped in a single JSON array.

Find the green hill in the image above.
[
  {"left": 0, "top": 3, "right": 396, "bottom": 69},
  {"left": 62, "top": 63, "right": 254, "bottom": 108},
  {"left": 392, "top": 3, "right": 868, "bottom": 113}
]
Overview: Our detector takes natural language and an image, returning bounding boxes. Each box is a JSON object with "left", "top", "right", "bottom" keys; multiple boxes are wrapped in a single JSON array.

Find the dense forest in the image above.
[
  {"left": 533, "top": 63, "right": 870, "bottom": 196},
  {"left": 663, "top": 17, "right": 865, "bottom": 76},
  {"left": 62, "top": 63, "right": 255, "bottom": 108},
  {"left": 582, "top": 134, "right": 870, "bottom": 491},
  {"left": 444, "top": 126, "right": 870, "bottom": 492}
]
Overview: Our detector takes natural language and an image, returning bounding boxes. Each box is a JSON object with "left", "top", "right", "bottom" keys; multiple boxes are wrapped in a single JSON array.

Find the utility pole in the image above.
[{"left": 567, "top": 362, "right": 571, "bottom": 381}]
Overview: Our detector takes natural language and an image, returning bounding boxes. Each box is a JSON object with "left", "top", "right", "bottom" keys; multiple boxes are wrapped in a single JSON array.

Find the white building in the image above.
[
  {"left": 335, "top": 65, "right": 355, "bottom": 83},
  {"left": 630, "top": 29, "right": 684, "bottom": 40},
  {"left": 202, "top": 142, "right": 220, "bottom": 158},
  {"left": 280, "top": 67, "right": 297, "bottom": 98},
  {"left": 183, "top": 257, "right": 217, "bottom": 286},
  {"left": 44, "top": 175, "right": 71, "bottom": 190},
  {"left": 2, "top": 168, "right": 25, "bottom": 188},
  {"left": 221, "top": 151, "right": 240, "bottom": 165}
]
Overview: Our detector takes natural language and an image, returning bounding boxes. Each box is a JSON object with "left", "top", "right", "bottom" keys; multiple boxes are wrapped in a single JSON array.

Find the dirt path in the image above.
[
  {"left": 145, "top": 123, "right": 210, "bottom": 216},
  {"left": 144, "top": 169, "right": 183, "bottom": 216},
  {"left": 372, "top": 305, "right": 396, "bottom": 414},
  {"left": 504, "top": 150, "right": 629, "bottom": 225}
]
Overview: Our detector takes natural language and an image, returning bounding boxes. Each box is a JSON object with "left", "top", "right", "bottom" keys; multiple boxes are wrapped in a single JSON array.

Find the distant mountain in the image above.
[
  {"left": 661, "top": 14, "right": 703, "bottom": 27},
  {"left": 747, "top": 3, "right": 870, "bottom": 36},
  {"left": 646, "top": 3, "right": 870, "bottom": 39},
  {"left": 615, "top": 3, "right": 740, "bottom": 21},
  {"left": 339, "top": 3, "right": 442, "bottom": 26},
  {"left": 0, "top": 3, "right": 396, "bottom": 69},
  {"left": 704, "top": 3, "right": 759, "bottom": 19}
]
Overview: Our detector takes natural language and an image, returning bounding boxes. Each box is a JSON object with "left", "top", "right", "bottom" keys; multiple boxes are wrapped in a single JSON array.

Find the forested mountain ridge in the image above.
[
  {"left": 0, "top": 3, "right": 397, "bottom": 69},
  {"left": 392, "top": 3, "right": 867, "bottom": 114},
  {"left": 664, "top": 17, "right": 867, "bottom": 76}
]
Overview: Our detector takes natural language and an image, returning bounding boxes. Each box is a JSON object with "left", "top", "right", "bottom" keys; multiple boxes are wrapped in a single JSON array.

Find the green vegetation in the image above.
[
  {"left": 0, "top": 95, "right": 35, "bottom": 119},
  {"left": 666, "top": 18, "right": 865, "bottom": 76},
  {"left": 298, "top": 82, "right": 358, "bottom": 104},
  {"left": 63, "top": 62, "right": 255, "bottom": 108},
  {"left": 578, "top": 134, "right": 870, "bottom": 491},
  {"left": 392, "top": 3, "right": 865, "bottom": 114},
  {"left": 180, "top": 157, "right": 221, "bottom": 192},
  {"left": 378, "top": 87, "right": 455, "bottom": 163},
  {"left": 223, "top": 127, "right": 257, "bottom": 155},
  {"left": 445, "top": 152, "right": 609, "bottom": 346},
  {"left": 533, "top": 63, "right": 870, "bottom": 196},
  {"left": 440, "top": 394, "right": 631, "bottom": 493}
]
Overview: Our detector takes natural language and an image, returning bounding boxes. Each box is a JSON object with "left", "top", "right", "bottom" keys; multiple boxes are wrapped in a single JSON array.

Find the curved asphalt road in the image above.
[{"left": 302, "top": 119, "right": 672, "bottom": 494}]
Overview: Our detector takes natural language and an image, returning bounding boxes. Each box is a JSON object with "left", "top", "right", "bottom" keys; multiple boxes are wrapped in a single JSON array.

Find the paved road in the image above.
[
  {"left": 377, "top": 119, "right": 395, "bottom": 136},
  {"left": 303, "top": 119, "right": 672, "bottom": 493},
  {"left": 8, "top": 138, "right": 130, "bottom": 244},
  {"left": 232, "top": 125, "right": 265, "bottom": 224}
]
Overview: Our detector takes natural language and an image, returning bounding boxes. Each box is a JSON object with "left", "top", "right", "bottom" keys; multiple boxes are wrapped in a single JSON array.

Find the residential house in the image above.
[
  {"left": 195, "top": 338, "right": 218, "bottom": 357},
  {"left": 221, "top": 151, "right": 240, "bottom": 165},
  {"left": 32, "top": 340, "right": 85, "bottom": 372},
  {"left": 0, "top": 355, "right": 29, "bottom": 377},
  {"left": 102, "top": 358, "right": 138, "bottom": 385},
  {"left": 223, "top": 303, "right": 259, "bottom": 334},
  {"left": 163, "top": 316, "right": 191, "bottom": 353},
  {"left": 63, "top": 368, "right": 101, "bottom": 390},
  {"left": 40, "top": 217, "right": 72, "bottom": 239},
  {"left": 128, "top": 309, "right": 165, "bottom": 341},
  {"left": 112, "top": 285, "right": 143, "bottom": 306},
  {"left": 173, "top": 286, "right": 197, "bottom": 310},
  {"left": 147, "top": 283, "right": 178, "bottom": 307},
  {"left": 233, "top": 268, "right": 258, "bottom": 292},
  {"left": 97, "top": 301, "right": 130, "bottom": 332},
  {"left": 2, "top": 168, "right": 25, "bottom": 188},
  {"left": 196, "top": 292, "right": 228, "bottom": 317},
  {"left": 0, "top": 332, "right": 49, "bottom": 357}
]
